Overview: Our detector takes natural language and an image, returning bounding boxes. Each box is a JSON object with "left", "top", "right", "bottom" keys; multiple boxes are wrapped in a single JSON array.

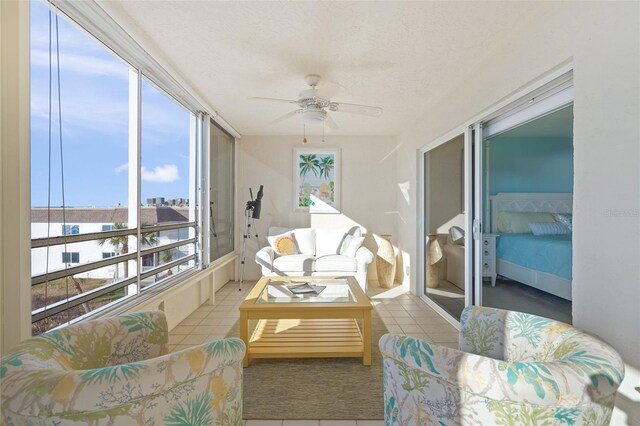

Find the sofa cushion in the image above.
[
  {"left": 272, "top": 254, "right": 315, "bottom": 272},
  {"left": 315, "top": 255, "right": 357, "bottom": 272},
  {"left": 315, "top": 229, "right": 350, "bottom": 257}
]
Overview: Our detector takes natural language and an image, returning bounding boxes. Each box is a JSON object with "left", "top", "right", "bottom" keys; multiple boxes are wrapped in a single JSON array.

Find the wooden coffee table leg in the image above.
[
  {"left": 240, "top": 311, "right": 249, "bottom": 367},
  {"left": 362, "top": 311, "right": 372, "bottom": 366}
]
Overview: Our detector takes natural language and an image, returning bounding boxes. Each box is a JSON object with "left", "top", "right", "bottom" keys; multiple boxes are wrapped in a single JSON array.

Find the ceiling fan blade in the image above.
[
  {"left": 269, "top": 110, "right": 299, "bottom": 125},
  {"left": 324, "top": 114, "right": 339, "bottom": 130},
  {"left": 333, "top": 102, "right": 383, "bottom": 117},
  {"left": 249, "top": 97, "right": 299, "bottom": 105}
]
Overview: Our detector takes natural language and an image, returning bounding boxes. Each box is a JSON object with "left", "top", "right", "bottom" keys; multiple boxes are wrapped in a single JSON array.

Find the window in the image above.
[
  {"left": 29, "top": 0, "right": 239, "bottom": 336},
  {"left": 29, "top": 2, "right": 202, "bottom": 335},
  {"left": 62, "top": 225, "right": 80, "bottom": 235},
  {"left": 62, "top": 252, "right": 80, "bottom": 263}
]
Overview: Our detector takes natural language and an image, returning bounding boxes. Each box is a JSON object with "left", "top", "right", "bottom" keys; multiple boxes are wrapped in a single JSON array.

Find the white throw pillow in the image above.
[
  {"left": 267, "top": 232, "right": 299, "bottom": 255},
  {"left": 496, "top": 211, "right": 556, "bottom": 233},
  {"left": 340, "top": 236, "right": 365, "bottom": 258},
  {"left": 292, "top": 228, "right": 315, "bottom": 255},
  {"left": 315, "top": 229, "right": 349, "bottom": 257}
]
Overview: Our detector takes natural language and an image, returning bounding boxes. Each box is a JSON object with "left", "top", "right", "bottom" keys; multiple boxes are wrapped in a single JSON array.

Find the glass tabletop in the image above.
[{"left": 256, "top": 278, "right": 355, "bottom": 304}]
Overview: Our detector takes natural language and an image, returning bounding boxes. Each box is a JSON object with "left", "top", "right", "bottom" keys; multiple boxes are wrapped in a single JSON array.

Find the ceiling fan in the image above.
[{"left": 249, "top": 74, "right": 383, "bottom": 130}]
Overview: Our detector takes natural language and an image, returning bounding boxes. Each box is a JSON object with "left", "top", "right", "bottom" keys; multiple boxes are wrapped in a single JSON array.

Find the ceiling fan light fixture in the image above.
[{"left": 298, "top": 108, "right": 327, "bottom": 124}]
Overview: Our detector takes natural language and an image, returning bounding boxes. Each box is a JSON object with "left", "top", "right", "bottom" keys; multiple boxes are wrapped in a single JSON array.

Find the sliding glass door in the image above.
[{"left": 420, "top": 132, "right": 473, "bottom": 321}]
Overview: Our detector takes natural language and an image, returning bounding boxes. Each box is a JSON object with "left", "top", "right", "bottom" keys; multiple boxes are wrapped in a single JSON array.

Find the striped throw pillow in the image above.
[{"left": 528, "top": 222, "right": 571, "bottom": 236}]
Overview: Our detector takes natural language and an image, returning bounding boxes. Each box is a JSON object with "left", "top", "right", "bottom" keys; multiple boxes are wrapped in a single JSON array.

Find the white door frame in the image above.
[{"left": 417, "top": 126, "right": 471, "bottom": 328}]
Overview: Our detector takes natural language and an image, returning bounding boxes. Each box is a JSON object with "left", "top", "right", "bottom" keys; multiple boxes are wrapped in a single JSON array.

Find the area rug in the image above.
[{"left": 226, "top": 311, "right": 388, "bottom": 420}]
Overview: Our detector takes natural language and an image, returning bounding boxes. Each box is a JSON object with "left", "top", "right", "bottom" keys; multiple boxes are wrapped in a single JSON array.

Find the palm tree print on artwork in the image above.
[
  {"left": 297, "top": 152, "right": 337, "bottom": 208},
  {"left": 298, "top": 154, "right": 320, "bottom": 207}
]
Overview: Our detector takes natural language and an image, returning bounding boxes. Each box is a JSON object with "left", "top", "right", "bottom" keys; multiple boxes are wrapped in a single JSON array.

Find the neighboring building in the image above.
[{"left": 31, "top": 207, "right": 191, "bottom": 280}]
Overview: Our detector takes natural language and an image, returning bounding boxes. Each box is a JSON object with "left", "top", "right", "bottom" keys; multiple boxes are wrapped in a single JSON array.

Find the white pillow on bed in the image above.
[
  {"left": 497, "top": 211, "right": 556, "bottom": 233},
  {"left": 529, "top": 222, "right": 572, "bottom": 236}
]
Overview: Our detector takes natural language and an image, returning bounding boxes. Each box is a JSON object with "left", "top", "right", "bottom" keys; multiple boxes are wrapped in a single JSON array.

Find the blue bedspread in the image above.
[{"left": 496, "top": 234, "right": 572, "bottom": 280}]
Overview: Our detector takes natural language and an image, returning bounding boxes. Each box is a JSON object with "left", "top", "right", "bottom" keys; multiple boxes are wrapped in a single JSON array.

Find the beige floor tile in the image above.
[
  {"left": 385, "top": 325, "right": 403, "bottom": 333},
  {"left": 196, "top": 304, "right": 216, "bottom": 312},
  {"left": 357, "top": 421, "right": 385, "bottom": 426},
  {"left": 399, "top": 324, "right": 423, "bottom": 333},
  {"left": 199, "top": 317, "right": 220, "bottom": 326},
  {"left": 180, "top": 334, "right": 209, "bottom": 345},
  {"left": 389, "top": 310, "right": 411, "bottom": 318},
  {"left": 207, "top": 333, "right": 228, "bottom": 341},
  {"left": 179, "top": 317, "right": 202, "bottom": 326},
  {"left": 418, "top": 322, "right": 454, "bottom": 333},
  {"left": 208, "top": 311, "right": 233, "bottom": 318},
  {"left": 282, "top": 421, "right": 319, "bottom": 426},
  {"left": 218, "top": 317, "right": 239, "bottom": 325},
  {"left": 171, "top": 325, "right": 195, "bottom": 335},
  {"left": 245, "top": 421, "right": 282, "bottom": 426},
  {"left": 168, "top": 334, "right": 186, "bottom": 345},
  {"left": 381, "top": 316, "right": 397, "bottom": 325},
  {"left": 188, "top": 311, "right": 209, "bottom": 318},
  {"left": 191, "top": 325, "right": 214, "bottom": 335},
  {"left": 212, "top": 324, "right": 232, "bottom": 334},
  {"left": 393, "top": 317, "right": 417, "bottom": 325},
  {"left": 428, "top": 332, "right": 459, "bottom": 343},
  {"left": 320, "top": 421, "right": 357, "bottom": 426},
  {"left": 384, "top": 304, "right": 407, "bottom": 311}
]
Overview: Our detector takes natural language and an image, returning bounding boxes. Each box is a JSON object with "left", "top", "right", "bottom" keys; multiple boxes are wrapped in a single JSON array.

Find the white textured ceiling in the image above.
[{"left": 98, "top": 1, "right": 548, "bottom": 136}]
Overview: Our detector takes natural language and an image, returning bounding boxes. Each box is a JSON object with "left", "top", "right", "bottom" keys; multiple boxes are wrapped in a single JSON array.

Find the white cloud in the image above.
[
  {"left": 114, "top": 163, "right": 128, "bottom": 174},
  {"left": 31, "top": 49, "right": 129, "bottom": 80},
  {"left": 141, "top": 164, "right": 179, "bottom": 183}
]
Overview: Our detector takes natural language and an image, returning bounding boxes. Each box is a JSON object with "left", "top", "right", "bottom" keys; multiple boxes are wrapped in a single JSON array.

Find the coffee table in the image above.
[{"left": 239, "top": 276, "right": 372, "bottom": 367}]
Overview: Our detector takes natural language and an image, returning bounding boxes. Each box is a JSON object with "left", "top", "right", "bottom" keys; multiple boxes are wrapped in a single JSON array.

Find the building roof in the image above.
[{"left": 31, "top": 207, "right": 190, "bottom": 225}]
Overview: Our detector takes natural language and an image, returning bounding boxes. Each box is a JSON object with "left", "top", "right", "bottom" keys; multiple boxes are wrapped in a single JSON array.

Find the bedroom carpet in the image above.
[{"left": 226, "top": 312, "right": 388, "bottom": 420}]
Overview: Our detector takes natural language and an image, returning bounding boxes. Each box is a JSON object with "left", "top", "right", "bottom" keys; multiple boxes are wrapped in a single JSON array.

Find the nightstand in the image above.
[{"left": 482, "top": 234, "right": 498, "bottom": 286}]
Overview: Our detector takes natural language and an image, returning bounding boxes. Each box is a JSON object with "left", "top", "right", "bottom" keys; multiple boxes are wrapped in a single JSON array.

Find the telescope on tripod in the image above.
[{"left": 239, "top": 185, "right": 264, "bottom": 286}]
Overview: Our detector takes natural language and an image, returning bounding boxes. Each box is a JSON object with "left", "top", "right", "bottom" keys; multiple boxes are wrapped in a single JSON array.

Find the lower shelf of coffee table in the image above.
[{"left": 248, "top": 318, "right": 364, "bottom": 359}]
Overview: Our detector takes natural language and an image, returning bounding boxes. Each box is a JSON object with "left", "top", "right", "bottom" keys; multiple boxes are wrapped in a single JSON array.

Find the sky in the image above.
[{"left": 30, "top": 0, "right": 191, "bottom": 208}]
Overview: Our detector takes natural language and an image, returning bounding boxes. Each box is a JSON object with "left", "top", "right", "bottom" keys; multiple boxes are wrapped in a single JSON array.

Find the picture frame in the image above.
[{"left": 293, "top": 147, "right": 340, "bottom": 213}]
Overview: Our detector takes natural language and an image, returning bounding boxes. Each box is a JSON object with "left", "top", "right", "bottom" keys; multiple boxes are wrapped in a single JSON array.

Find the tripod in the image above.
[
  {"left": 209, "top": 201, "right": 220, "bottom": 259},
  {"left": 239, "top": 206, "right": 258, "bottom": 285}
]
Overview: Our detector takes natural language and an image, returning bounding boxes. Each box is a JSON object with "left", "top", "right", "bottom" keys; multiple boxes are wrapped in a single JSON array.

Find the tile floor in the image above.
[{"left": 168, "top": 280, "right": 459, "bottom": 422}]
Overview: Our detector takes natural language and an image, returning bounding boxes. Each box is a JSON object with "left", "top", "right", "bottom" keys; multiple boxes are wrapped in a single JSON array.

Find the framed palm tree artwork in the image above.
[{"left": 294, "top": 147, "right": 340, "bottom": 213}]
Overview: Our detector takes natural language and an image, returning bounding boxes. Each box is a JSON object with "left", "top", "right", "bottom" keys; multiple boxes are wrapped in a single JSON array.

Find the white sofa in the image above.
[{"left": 255, "top": 226, "right": 374, "bottom": 291}]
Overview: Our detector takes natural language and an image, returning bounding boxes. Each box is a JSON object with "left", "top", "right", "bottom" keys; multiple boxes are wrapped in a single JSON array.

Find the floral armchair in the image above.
[
  {"left": 379, "top": 306, "right": 625, "bottom": 425},
  {"left": 1, "top": 310, "right": 245, "bottom": 425}
]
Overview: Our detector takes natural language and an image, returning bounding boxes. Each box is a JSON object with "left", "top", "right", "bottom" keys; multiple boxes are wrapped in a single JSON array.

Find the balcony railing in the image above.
[{"left": 31, "top": 221, "right": 197, "bottom": 328}]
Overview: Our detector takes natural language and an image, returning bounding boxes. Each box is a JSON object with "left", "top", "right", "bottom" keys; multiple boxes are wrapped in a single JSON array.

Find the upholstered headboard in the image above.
[{"left": 489, "top": 193, "right": 573, "bottom": 233}]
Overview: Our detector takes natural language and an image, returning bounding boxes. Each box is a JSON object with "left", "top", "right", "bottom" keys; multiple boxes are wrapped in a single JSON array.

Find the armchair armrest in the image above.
[
  {"left": 355, "top": 246, "right": 374, "bottom": 269},
  {"left": 255, "top": 246, "right": 276, "bottom": 273}
]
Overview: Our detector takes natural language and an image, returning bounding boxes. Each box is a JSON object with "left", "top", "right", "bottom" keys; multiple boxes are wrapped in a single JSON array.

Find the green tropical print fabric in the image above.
[
  {"left": 0, "top": 310, "right": 245, "bottom": 425},
  {"left": 379, "top": 306, "right": 624, "bottom": 425}
]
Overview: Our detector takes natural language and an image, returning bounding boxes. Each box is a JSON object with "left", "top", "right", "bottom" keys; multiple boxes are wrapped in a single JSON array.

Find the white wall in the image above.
[
  {"left": 427, "top": 134, "right": 464, "bottom": 234},
  {"left": 237, "top": 135, "right": 398, "bottom": 282},
  {"left": 1, "top": 0, "right": 31, "bottom": 356},
  {"left": 395, "top": 2, "right": 639, "bottom": 423}
]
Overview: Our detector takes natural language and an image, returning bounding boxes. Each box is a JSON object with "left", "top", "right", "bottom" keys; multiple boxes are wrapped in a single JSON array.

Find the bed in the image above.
[{"left": 489, "top": 193, "right": 573, "bottom": 301}]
